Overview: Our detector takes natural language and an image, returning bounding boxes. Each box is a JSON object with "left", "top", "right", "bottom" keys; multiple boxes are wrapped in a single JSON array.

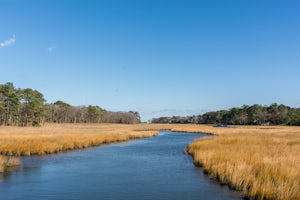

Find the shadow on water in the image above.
[{"left": 0, "top": 131, "right": 243, "bottom": 200}]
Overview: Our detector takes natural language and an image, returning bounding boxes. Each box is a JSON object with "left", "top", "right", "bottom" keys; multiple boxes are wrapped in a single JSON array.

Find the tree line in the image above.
[
  {"left": 0, "top": 82, "right": 141, "bottom": 126},
  {"left": 151, "top": 104, "right": 300, "bottom": 126}
]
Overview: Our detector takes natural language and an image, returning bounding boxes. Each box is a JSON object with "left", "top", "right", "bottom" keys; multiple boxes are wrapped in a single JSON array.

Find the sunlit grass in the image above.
[
  {"left": 187, "top": 125, "right": 300, "bottom": 200},
  {"left": 0, "top": 123, "right": 158, "bottom": 156},
  {"left": 0, "top": 123, "right": 299, "bottom": 199}
]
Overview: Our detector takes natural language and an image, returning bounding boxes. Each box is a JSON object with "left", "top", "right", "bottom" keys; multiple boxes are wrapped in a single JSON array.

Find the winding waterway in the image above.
[{"left": 0, "top": 131, "right": 241, "bottom": 200}]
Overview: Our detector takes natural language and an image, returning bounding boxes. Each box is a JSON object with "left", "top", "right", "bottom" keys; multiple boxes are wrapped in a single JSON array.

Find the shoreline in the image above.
[
  {"left": 0, "top": 156, "right": 21, "bottom": 173},
  {"left": 0, "top": 124, "right": 159, "bottom": 156},
  {"left": 0, "top": 123, "right": 299, "bottom": 199},
  {"left": 186, "top": 125, "right": 300, "bottom": 200}
]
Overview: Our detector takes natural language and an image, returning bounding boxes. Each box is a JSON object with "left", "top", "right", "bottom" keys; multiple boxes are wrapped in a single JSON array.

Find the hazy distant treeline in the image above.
[
  {"left": 0, "top": 82, "right": 140, "bottom": 126},
  {"left": 152, "top": 104, "right": 300, "bottom": 126}
]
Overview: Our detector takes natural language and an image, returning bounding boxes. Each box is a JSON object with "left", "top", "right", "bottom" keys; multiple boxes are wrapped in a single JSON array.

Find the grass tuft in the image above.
[{"left": 0, "top": 156, "right": 21, "bottom": 172}]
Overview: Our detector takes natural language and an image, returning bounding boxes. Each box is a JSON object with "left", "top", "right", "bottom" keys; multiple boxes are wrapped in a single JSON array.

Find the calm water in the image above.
[{"left": 0, "top": 131, "right": 241, "bottom": 200}]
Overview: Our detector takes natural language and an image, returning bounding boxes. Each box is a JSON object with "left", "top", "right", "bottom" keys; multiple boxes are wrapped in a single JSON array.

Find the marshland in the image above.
[
  {"left": 0, "top": 129, "right": 241, "bottom": 200},
  {"left": 2, "top": 1, "right": 300, "bottom": 199},
  {"left": 0, "top": 123, "right": 299, "bottom": 199}
]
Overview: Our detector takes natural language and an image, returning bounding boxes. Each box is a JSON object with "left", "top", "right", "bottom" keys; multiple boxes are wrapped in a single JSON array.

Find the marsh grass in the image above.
[
  {"left": 0, "top": 123, "right": 158, "bottom": 156},
  {"left": 0, "top": 123, "right": 299, "bottom": 199},
  {"left": 187, "top": 125, "right": 300, "bottom": 200},
  {"left": 0, "top": 156, "right": 20, "bottom": 172}
]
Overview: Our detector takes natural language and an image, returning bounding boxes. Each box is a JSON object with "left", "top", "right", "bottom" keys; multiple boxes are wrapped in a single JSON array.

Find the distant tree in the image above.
[
  {"left": 151, "top": 103, "right": 300, "bottom": 126},
  {"left": 75, "top": 106, "right": 88, "bottom": 123},
  {"left": 102, "top": 111, "right": 141, "bottom": 124},
  {"left": 247, "top": 104, "right": 264, "bottom": 125},
  {"left": 87, "top": 105, "right": 103, "bottom": 123},
  {"left": 3, "top": 82, "right": 300, "bottom": 127},
  {"left": 0, "top": 83, "right": 20, "bottom": 126},
  {"left": 277, "top": 104, "right": 290, "bottom": 124},
  {"left": 49, "top": 101, "right": 72, "bottom": 123},
  {"left": 267, "top": 103, "right": 280, "bottom": 125},
  {"left": 18, "top": 88, "right": 46, "bottom": 126},
  {"left": 129, "top": 111, "right": 141, "bottom": 123},
  {"left": 288, "top": 108, "right": 300, "bottom": 125},
  {"left": 0, "top": 82, "right": 144, "bottom": 126},
  {"left": 152, "top": 117, "right": 171, "bottom": 124}
]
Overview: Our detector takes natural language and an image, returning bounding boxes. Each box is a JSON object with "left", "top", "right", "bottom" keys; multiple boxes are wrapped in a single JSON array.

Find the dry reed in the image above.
[
  {"left": 0, "top": 123, "right": 158, "bottom": 156},
  {"left": 187, "top": 125, "right": 300, "bottom": 200},
  {"left": 1, "top": 123, "right": 299, "bottom": 200},
  {"left": 0, "top": 156, "right": 20, "bottom": 172}
]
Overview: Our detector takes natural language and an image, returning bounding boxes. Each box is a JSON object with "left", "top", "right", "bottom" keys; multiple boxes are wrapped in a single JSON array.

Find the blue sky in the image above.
[{"left": 0, "top": 0, "right": 300, "bottom": 121}]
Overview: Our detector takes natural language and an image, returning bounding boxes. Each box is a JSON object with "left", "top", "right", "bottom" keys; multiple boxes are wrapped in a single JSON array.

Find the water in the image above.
[{"left": 0, "top": 131, "right": 241, "bottom": 200}]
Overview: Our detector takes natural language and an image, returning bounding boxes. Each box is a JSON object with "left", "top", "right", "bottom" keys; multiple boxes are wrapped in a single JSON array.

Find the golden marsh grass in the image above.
[
  {"left": 187, "top": 125, "right": 300, "bottom": 200},
  {"left": 0, "top": 123, "right": 158, "bottom": 156},
  {"left": 0, "top": 123, "right": 299, "bottom": 199}
]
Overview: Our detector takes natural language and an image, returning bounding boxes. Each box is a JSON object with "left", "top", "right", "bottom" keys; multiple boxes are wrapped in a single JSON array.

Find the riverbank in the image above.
[
  {"left": 187, "top": 125, "right": 300, "bottom": 200},
  {"left": 0, "top": 123, "right": 158, "bottom": 156},
  {"left": 0, "top": 123, "right": 212, "bottom": 157},
  {"left": 136, "top": 124, "right": 300, "bottom": 199},
  {"left": 0, "top": 130, "right": 240, "bottom": 200},
  {"left": 1, "top": 124, "right": 299, "bottom": 199},
  {"left": 0, "top": 156, "right": 20, "bottom": 172}
]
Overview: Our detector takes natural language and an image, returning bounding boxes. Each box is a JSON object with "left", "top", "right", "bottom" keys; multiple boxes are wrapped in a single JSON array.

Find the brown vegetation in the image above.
[
  {"left": 0, "top": 123, "right": 299, "bottom": 200},
  {"left": 187, "top": 125, "right": 300, "bottom": 200},
  {"left": 0, "top": 156, "right": 20, "bottom": 172},
  {"left": 0, "top": 123, "right": 158, "bottom": 156}
]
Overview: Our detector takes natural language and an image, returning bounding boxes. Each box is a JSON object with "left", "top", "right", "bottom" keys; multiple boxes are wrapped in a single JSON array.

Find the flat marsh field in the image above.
[{"left": 0, "top": 123, "right": 299, "bottom": 199}]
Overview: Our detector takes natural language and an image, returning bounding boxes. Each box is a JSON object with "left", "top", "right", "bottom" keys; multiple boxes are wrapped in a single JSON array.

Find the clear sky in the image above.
[{"left": 1, "top": 0, "right": 300, "bottom": 121}]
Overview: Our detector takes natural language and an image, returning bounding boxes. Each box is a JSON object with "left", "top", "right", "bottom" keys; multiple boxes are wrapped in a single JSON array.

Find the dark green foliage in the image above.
[
  {"left": 18, "top": 88, "right": 46, "bottom": 126},
  {"left": 152, "top": 104, "right": 300, "bottom": 126},
  {"left": 54, "top": 100, "right": 70, "bottom": 107},
  {"left": 0, "top": 83, "right": 20, "bottom": 126},
  {"left": 87, "top": 105, "right": 103, "bottom": 123},
  {"left": 0, "top": 82, "right": 141, "bottom": 126}
]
